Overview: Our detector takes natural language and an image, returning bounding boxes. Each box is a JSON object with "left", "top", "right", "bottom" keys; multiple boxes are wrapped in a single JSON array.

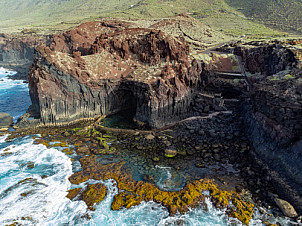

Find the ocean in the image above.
[{"left": 0, "top": 67, "right": 294, "bottom": 225}]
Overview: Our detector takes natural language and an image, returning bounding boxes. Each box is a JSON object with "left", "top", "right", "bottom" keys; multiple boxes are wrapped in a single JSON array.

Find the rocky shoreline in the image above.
[
  {"left": 0, "top": 15, "right": 302, "bottom": 225},
  {"left": 0, "top": 112, "right": 13, "bottom": 131},
  {"left": 1, "top": 107, "right": 299, "bottom": 224}
]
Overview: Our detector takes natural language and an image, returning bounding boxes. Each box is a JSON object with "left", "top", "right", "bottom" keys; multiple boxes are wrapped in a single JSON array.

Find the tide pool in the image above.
[
  {"left": 0, "top": 135, "right": 232, "bottom": 226},
  {"left": 0, "top": 68, "right": 296, "bottom": 225}
]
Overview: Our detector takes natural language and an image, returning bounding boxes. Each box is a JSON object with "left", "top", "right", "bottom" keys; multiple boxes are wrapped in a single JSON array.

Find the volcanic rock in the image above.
[
  {"left": 0, "top": 112, "right": 13, "bottom": 131},
  {"left": 274, "top": 198, "right": 298, "bottom": 218},
  {"left": 164, "top": 148, "right": 178, "bottom": 158},
  {"left": 0, "top": 33, "right": 48, "bottom": 79},
  {"left": 24, "top": 17, "right": 210, "bottom": 128}
]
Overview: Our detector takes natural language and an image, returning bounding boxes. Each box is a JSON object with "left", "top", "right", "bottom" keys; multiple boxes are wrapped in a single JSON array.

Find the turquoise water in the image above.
[
  {"left": 0, "top": 135, "right": 232, "bottom": 225},
  {"left": 0, "top": 68, "right": 295, "bottom": 225}
]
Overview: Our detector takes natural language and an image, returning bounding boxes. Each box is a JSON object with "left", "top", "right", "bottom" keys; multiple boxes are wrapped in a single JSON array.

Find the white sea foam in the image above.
[
  {"left": 0, "top": 67, "right": 16, "bottom": 75},
  {"left": 0, "top": 75, "right": 28, "bottom": 91},
  {"left": 0, "top": 67, "right": 27, "bottom": 90},
  {"left": 158, "top": 197, "right": 230, "bottom": 226},
  {"left": 0, "top": 136, "right": 88, "bottom": 226},
  {"left": 85, "top": 179, "right": 169, "bottom": 226},
  {"left": 0, "top": 136, "right": 297, "bottom": 225},
  {"left": 82, "top": 179, "right": 230, "bottom": 226},
  {"left": 0, "top": 135, "right": 8, "bottom": 143}
]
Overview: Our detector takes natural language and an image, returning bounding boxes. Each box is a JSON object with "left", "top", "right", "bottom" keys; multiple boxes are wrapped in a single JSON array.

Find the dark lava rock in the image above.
[
  {"left": 165, "top": 148, "right": 178, "bottom": 158},
  {"left": 186, "top": 148, "right": 196, "bottom": 156},
  {"left": 0, "top": 113, "right": 13, "bottom": 130},
  {"left": 195, "top": 162, "right": 206, "bottom": 168},
  {"left": 214, "top": 154, "right": 221, "bottom": 161},
  {"left": 22, "top": 17, "right": 207, "bottom": 129}
]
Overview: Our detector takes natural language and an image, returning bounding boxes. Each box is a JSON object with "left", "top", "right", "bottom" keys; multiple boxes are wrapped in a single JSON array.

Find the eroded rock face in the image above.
[
  {"left": 0, "top": 33, "right": 48, "bottom": 79},
  {"left": 217, "top": 39, "right": 302, "bottom": 214},
  {"left": 242, "top": 69, "right": 302, "bottom": 213},
  {"left": 233, "top": 41, "right": 299, "bottom": 76},
  {"left": 26, "top": 18, "right": 208, "bottom": 128}
]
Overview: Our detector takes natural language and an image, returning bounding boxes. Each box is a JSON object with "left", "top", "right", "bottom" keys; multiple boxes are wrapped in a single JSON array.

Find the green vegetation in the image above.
[
  {"left": 0, "top": 0, "right": 140, "bottom": 33},
  {"left": 104, "top": 0, "right": 286, "bottom": 38},
  {"left": 0, "top": 0, "right": 297, "bottom": 38},
  {"left": 225, "top": 0, "right": 302, "bottom": 35}
]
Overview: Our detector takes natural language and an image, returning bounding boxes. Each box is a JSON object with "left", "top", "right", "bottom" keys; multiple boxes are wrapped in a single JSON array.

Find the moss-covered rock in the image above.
[
  {"left": 81, "top": 183, "right": 107, "bottom": 208},
  {"left": 68, "top": 156, "right": 254, "bottom": 224}
]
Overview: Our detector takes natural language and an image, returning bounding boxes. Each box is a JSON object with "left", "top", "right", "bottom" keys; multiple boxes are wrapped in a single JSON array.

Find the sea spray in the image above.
[
  {"left": 0, "top": 68, "right": 31, "bottom": 121},
  {"left": 0, "top": 136, "right": 87, "bottom": 225},
  {"left": 155, "top": 165, "right": 185, "bottom": 191},
  {"left": 0, "top": 67, "right": 298, "bottom": 225}
]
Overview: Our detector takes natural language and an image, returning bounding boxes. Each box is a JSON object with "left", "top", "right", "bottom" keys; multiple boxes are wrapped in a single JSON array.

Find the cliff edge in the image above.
[{"left": 21, "top": 16, "right": 217, "bottom": 128}]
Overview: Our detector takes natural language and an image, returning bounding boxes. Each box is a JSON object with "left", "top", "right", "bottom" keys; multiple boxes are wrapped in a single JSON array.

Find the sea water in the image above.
[
  {"left": 0, "top": 68, "right": 296, "bottom": 225},
  {"left": 0, "top": 68, "right": 31, "bottom": 121},
  {"left": 0, "top": 135, "right": 230, "bottom": 226}
]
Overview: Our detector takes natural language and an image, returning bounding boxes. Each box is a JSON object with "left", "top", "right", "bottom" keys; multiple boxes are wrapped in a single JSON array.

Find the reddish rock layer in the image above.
[{"left": 26, "top": 18, "right": 206, "bottom": 128}]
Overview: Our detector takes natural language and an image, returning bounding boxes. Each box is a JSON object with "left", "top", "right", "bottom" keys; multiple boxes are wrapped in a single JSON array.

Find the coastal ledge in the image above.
[{"left": 68, "top": 157, "right": 254, "bottom": 225}]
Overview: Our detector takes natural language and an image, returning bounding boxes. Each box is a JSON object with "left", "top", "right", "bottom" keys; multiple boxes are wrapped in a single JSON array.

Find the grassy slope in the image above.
[
  {"left": 0, "top": 0, "right": 140, "bottom": 33},
  {"left": 104, "top": 0, "right": 284, "bottom": 37},
  {"left": 0, "top": 0, "right": 292, "bottom": 38},
  {"left": 225, "top": 0, "right": 302, "bottom": 34}
]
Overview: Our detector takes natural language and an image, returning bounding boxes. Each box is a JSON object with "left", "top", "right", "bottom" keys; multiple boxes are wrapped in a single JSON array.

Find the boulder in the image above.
[
  {"left": 145, "top": 134, "right": 155, "bottom": 140},
  {"left": 164, "top": 148, "right": 178, "bottom": 158},
  {"left": 0, "top": 113, "right": 13, "bottom": 131},
  {"left": 274, "top": 198, "right": 298, "bottom": 218}
]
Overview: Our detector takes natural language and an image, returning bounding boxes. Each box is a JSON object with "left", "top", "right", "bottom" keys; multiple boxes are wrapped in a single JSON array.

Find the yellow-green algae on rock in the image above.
[
  {"left": 68, "top": 155, "right": 254, "bottom": 225},
  {"left": 67, "top": 183, "right": 107, "bottom": 210}
]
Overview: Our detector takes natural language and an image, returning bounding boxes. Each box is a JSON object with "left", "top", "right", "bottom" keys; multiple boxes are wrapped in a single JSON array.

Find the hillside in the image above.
[
  {"left": 0, "top": 0, "right": 140, "bottom": 33},
  {"left": 0, "top": 0, "right": 298, "bottom": 37},
  {"left": 226, "top": 0, "right": 302, "bottom": 34}
]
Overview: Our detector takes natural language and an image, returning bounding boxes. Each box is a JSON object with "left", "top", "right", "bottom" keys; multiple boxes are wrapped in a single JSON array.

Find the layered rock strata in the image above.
[
  {"left": 218, "top": 40, "right": 302, "bottom": 213},
  {"left": 24, "top": 18, "right": 210, "bottom": 128},
  {"left": 229, "top": 40, "right": 301, "bottom": 76}
]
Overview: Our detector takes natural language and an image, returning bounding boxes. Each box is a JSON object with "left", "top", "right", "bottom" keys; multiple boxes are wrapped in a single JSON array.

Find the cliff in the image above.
[
  {"left": 23, "top": 17, "right": 213, "bottom": 128},
  {"left": 229, "top": 40, "right": 302, "bottom": 212},
  {"left": 0, "top": 33, "right": 48, "bottom": 79},
  {"left": 10, "top": 16, "right": 302, "bottom": 215},
  {"left": 243, "top": 74, "right": 302, "bottom": 212}
]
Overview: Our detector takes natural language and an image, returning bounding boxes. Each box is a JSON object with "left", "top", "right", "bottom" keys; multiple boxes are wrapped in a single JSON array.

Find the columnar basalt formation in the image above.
[
  {"left": 217, "top": 40, "right": 302, "bottom": 213},
  {"left": 24, "top": 18, "right": 209, "bottom": 128}
]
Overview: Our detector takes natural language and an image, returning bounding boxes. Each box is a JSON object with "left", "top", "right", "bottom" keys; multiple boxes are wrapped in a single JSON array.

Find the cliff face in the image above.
[
  {"left": 243, "top": 75, "right": 302, "bottom": 212},
  {"left": 230, "top": 40, "right": 302, "bottom": 212},
  {"left": 0, "top": 34, "right": 48, "bottom": 79},
  {"left": 233, "top": 41, "right": 300, "bottom": 76},
  {"left": 216, "top": 40, "right": 302, "bottom": 212},
  {"left": 26, "top": 18, "right": 206, "bottom": 128}
]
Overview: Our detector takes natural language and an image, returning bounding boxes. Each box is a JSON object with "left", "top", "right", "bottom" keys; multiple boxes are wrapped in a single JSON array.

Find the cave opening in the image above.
[{"left": 102, "top": 87, "right": 150, "bottom": 130}]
